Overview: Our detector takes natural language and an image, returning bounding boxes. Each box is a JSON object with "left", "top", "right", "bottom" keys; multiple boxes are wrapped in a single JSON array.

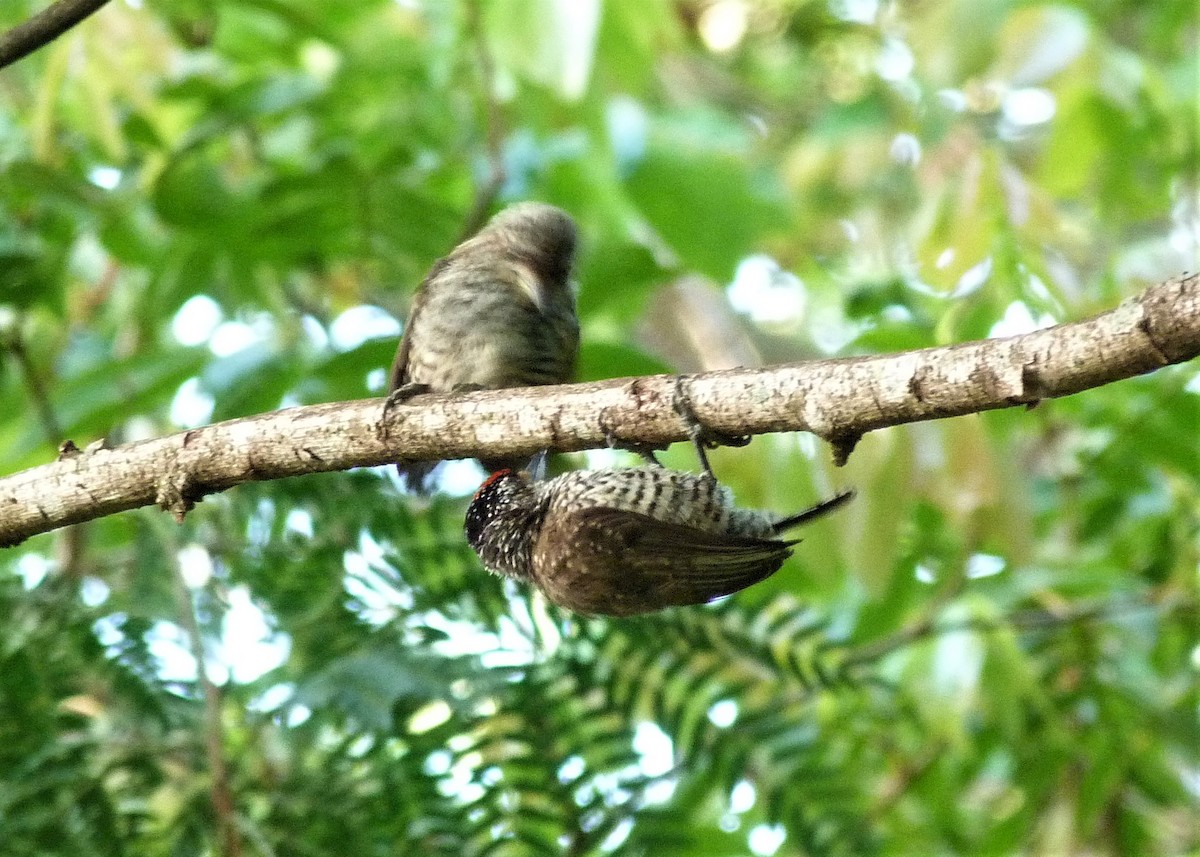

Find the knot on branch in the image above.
[
  {"left": 1017, "top": 362, "right": 1047, "bottom": 409},
  {"left": 829, "top": 431, "right": 862, "bottom": 467},
  {"left": 155, "top": 466, "right": 198, "bottom": 523}
]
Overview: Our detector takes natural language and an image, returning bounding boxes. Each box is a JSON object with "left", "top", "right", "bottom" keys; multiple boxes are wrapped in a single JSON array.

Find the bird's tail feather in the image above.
[
  {"left": 396, "top": 461, "right": 439, "bottom": 495},
  {"left": 771, "top": 490, "right": 854, "bottom": 533}
]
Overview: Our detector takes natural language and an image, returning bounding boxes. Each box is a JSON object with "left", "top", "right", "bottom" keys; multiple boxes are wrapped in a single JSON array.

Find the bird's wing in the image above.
[
  {"left": 387, "top": 255, "right": 452, "bottom": 391},
  {"left": 537, "top": 507, "right": 796, "bottom": 616}
]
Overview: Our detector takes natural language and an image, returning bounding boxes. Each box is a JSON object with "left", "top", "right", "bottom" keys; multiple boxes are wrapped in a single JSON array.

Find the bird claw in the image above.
[
  {"left": 604, "top": 430, "right": 664, "bottom": 467},
  {"left": 379, "top": 383, "right": 433, "bottom": 439},
  {"left": 672, "top": 376, "right": 750, "bottom": 479},
  {"left": 381, "top": 381, "right": 489, "bottom": 441},
  {"left": 383, "top": 381, "right": 432, "bottom": 413}
]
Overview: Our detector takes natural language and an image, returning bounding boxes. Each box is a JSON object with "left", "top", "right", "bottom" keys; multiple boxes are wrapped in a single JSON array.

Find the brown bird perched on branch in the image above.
[
  {"left": 386, "top": 202, "right": 580, "bottom": 492},
  {"left": 465, "top": 466, "right": 853, "bottom": 617}
]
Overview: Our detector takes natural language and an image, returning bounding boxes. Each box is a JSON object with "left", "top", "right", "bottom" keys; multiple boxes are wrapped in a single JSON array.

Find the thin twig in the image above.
[
  {"left": 3, "top": 322, "right": 90, "bottom": 574},
  {"left": 870, "top": 740, "right": 948, "bottom": 820},
  {"left": 4, "top": 324, "right": 65, "bottom": 446},
  {"left": 0, "top": 0, "right": 111, "bottom": 69},
  {"left": 169, "top": 544, "right": 243, "bottom": 857}
]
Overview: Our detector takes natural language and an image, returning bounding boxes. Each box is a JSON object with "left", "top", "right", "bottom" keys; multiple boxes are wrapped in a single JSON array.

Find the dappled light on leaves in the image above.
[{"left": 0, "top": 0, "right": 1196, "bottom": 854}]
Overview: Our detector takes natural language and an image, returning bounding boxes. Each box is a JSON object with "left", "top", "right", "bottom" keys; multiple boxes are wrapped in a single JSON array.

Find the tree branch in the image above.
[
  {"left": 0, "top": 0, "right": 110, "bottom": 69},
  {"left": 0, "top": 272, "right": 1196, "bottom": 548}
]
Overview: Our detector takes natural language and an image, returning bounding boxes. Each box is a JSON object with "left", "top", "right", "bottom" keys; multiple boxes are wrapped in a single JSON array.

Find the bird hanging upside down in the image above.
[{"left": 465, "top": 466, "right": 853, "bottom": 617}]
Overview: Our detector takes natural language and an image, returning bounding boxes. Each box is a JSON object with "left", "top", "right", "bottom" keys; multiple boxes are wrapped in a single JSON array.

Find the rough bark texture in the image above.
[{"left": 0, "top": 272, "right": 1196, "bottom": 547}]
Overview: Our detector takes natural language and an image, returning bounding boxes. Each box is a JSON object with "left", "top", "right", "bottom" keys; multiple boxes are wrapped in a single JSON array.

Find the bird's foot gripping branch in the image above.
[{"left": 0, "top": 273, "right": 1196, "bottom": 548}]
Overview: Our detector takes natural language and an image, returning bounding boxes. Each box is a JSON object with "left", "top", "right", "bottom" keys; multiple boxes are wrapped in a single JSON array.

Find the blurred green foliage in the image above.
[{"left": 0, "top": 1, "right": 1197, "bottom": 855}]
